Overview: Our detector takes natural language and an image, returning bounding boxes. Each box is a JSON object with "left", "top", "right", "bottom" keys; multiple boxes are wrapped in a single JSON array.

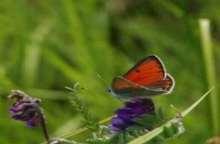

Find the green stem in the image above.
[
  {"left": 60, "top": 116, "right": 113, "bottom": 139},
  {"left": 181, "top": 87, "right": 214, "bottom": 117},
  {"left": 199, "top": 18, "right": 220, "bottom": 134},
  {"left": 122, "top": 131, "right": 127, "bottom": 144},
  {"left": 40, "top": 114, "right": 50, "bottom": 144}
]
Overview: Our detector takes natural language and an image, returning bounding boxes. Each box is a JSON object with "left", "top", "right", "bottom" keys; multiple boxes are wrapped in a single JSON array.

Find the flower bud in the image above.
[{"left": 8, "top": 90, "right": 43, "bottom": 127}]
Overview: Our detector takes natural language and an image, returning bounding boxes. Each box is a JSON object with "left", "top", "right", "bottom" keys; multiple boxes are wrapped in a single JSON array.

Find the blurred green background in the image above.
[{"left": 0, "top": 0, "right": 220, "bottom": 143}]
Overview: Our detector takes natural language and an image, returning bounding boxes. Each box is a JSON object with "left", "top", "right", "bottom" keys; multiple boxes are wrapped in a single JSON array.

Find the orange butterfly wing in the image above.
[
  {"left": 123, "top": 55, "right": 165, "bottom": 85},
  {"left": 111, "top": 55, "right": 174, "bottom": 98}
]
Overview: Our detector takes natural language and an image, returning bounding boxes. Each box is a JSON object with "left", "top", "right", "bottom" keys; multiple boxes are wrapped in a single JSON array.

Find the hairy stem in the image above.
[{"left": 40, "top": 114, "right": 50, "bottom": 144}]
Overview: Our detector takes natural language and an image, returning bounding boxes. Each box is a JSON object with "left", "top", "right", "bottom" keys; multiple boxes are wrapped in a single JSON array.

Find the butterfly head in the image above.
[
  {"left": 107, "top": 87, "right": 116, "bottom": 96},
  {"left": 107, "top": 86, "right": 132, "bottom": 101}
]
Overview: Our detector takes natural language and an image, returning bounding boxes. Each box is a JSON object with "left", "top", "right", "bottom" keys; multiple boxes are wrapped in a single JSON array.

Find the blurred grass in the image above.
[
  {"left": 199, "top": 19, "right": 220, "bottom": 135},
  {"left": 0, "top": 0, "right": 220, "bottom": 143}
]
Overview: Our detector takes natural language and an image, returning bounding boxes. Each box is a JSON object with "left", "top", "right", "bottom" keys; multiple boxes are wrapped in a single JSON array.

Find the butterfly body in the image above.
[{"left": 109, "top": 55, "right": 175, "bottom": 100}]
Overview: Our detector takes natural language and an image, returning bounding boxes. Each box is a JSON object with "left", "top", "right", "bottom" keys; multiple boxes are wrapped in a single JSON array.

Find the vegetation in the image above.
[{"left": 1, "top": 0, "right": 220, "bottom": 143}]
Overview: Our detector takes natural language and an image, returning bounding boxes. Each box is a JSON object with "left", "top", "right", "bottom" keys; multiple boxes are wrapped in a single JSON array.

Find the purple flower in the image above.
[
  {"left": 110, "top": 98, "right": 155, "bottom": 133},
  {"left": 8, "top": 90, "right": 43, "bottom": 127}
]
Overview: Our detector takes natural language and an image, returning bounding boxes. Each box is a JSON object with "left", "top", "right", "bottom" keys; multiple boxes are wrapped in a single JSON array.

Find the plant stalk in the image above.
[
  {"left": 40, "top": 114, "right": 50, "bottom": 144},
  {"left": 199, "top": 18, "right": 220, "bottom": 135}
]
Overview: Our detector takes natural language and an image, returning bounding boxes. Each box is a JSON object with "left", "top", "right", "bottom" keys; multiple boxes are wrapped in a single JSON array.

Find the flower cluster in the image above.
[
  {"left": 110, "top": 98, "right": 155, "bottom": 132},
  {"left": 8, "top": 90, "right": 43, "bottom": 127}
]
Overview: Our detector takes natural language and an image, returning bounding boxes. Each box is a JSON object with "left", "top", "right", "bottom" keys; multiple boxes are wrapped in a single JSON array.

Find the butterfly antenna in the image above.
[{"left": 96, "top": 73, "right": 109, "bottom": 87}]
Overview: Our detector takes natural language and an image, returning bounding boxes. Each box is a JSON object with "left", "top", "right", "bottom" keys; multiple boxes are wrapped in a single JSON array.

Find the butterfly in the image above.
[{"left": 108, "top": 55, "right": 175, "bottom": 100}]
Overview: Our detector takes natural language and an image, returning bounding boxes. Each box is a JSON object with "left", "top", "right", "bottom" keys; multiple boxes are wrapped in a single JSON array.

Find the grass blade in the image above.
[{"left": 199, "top": 19, "right": 220, "bottom": 134}]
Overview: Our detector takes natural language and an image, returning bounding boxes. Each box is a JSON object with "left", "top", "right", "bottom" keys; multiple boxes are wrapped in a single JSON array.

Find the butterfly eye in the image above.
[{"left": 107, "top": 88, "right": 112, "bottom": 93}]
